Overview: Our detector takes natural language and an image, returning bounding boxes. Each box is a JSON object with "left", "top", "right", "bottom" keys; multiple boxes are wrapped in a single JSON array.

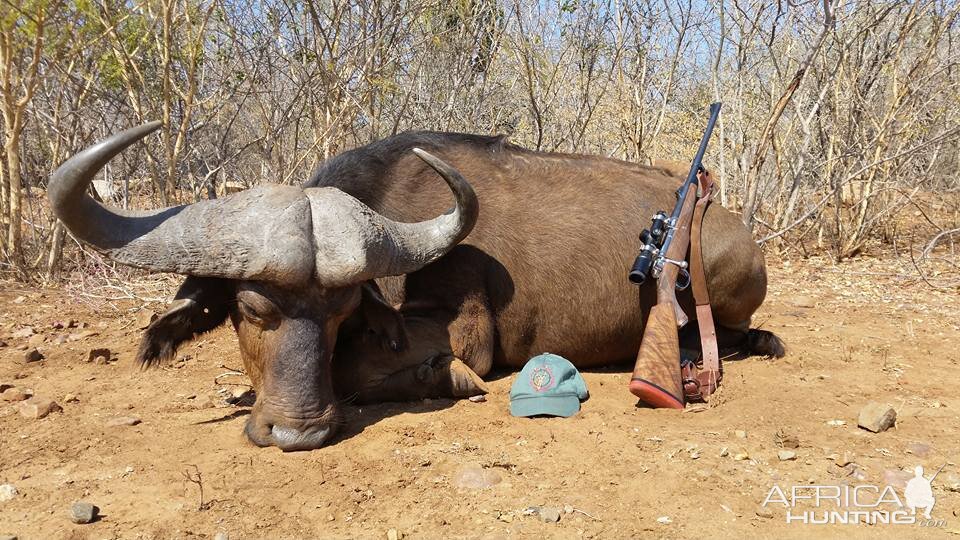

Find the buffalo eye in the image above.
[{"left": 236, "top": 293, "right": 279, "bottom": 328}]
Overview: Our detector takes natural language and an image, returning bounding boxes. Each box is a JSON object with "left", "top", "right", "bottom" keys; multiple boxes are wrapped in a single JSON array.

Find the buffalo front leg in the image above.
[{"left": 350, "top": 355, "right": 489, "bottom": 404}]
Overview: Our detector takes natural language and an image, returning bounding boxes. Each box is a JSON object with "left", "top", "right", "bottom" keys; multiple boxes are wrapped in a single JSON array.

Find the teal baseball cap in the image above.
[{"left": 510, "top": 353, "right": 589, "bottom": 417}]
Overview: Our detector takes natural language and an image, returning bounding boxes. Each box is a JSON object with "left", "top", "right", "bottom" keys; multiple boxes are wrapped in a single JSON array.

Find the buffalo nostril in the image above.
[{"left": 270, "top": 425, "right": 332, "bottom": 451}]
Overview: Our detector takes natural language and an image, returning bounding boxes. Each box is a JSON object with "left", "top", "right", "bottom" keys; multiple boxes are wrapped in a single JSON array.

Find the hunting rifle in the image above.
[{"left": 628, "top": 102, "right": 722, "bottom": 408}]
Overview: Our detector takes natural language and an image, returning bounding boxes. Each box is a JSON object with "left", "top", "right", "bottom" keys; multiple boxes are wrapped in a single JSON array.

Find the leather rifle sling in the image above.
[{"left": 689, "top": 174, "right": 721, "bottom": 398}]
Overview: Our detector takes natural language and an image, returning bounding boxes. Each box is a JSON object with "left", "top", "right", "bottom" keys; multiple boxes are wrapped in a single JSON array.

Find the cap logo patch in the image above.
[{"left": 529, "top": 366, "right": 555, "bottom": 392}]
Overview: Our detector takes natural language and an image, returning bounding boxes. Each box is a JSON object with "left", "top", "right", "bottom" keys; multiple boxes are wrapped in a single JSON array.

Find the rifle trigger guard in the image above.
[{"left": 675, "top": 268, "right": 691, "bottom": 291}]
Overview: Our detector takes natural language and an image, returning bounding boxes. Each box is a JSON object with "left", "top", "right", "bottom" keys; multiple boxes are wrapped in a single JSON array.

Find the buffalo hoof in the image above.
[{"left": 245, "top": 420, "right": 332, "bottom": 451}]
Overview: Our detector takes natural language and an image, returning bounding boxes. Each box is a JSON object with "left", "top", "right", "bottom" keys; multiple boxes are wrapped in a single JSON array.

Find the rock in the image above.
[
  {"left": 826, "top": 419, "right": 847, "bottom": 427},
  {"left": 69, "top": 501, "right": 98, "bottom": 524},
  {"left": 52, "top": 335, "right": 68, "bottom": 345},
  {"left": 67, "top": 331, "right": 98, "bottom": 342},
  {"left": 0, "top": 534, "right": 18, "bottom": 540},
  {"left": 734, "top": 430, "right": 747, "bottom": 439},
  {"left": 656, "top": 516, "right": 672, "bottom": 524},
  {"left": 858, "top": 402, "right": 896, "bottom": 433},
  {"left": 87, "top": 348, "right": 111, "bottom": 364},
  {"left": 214, "top": 533, "right": 229, "bottom": 540},
  {"left": 563, "top": 505, "right": 574, "bottom": 514},
  {"left": 538, "top": 507, "right": 561, "bottom": 523},
  {"left": 17, "top": 398, "right": 62, "bottom": 419},
  {"left": 0, "top": 484, "right": 17, "bottom": 502},
  {"left": 1, "top": 388, "right": 30, "bottom": 402},
  {"left": 942, "top": 472, "right": 960, "bottom": 493},
  {"left": 0, "top": 383, "right": 10, "bottom": 393},
  {"left": 12, "top": 296, "right": 26, "bottom": 304},
  {"left": 64, "top": 394, "right": 79, "bottom": 403},
  {"left": 718, "top": 447, "right": 729, "bottom": 458},
  {"left": 836, "top": 452, "right": 855, "bottom": 467},
  {"left": 756, "top": 509, "right": 774, "bottom": 519},
  {"left": 23, "top": 348, "right": 43, "bottom": 363},
  {"left": 733, "top": 452, "right": 750, "bottom": 461},
  {"left": 135, "top": 309, "right": 157, "bottom": 329},
  {"left": 11, "top": 327, "right": 33, "bottom": 339},
  {"left": 227, "top": 387, "right": 255, "bottom": 406},
  {"left": 468, "top": 395, "right": 487, "bottom": 403},
  {"left": 792, "top": 296, "right": 816, "bottom": 308},
  {"left": 105, "top": 416, "right": 141, "bottom": 427},
  {"left": 386, "top": 528, "right": 401, "bottom": 540},
  {"left": 778, "top": 450, "right": 797, "bottom": 461},
  {"left": 27, "top": 334, "right": 45, "bottom": 348},
  {"left": 452, "top": 463, "right": 502, "bottom": 489}
]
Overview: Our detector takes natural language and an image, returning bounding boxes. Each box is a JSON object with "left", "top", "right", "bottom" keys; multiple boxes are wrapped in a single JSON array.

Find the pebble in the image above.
[
  {"left": 1, "top": 388, "right": 31, "bottom": 402},
  {"left": 214, "top": 532, "right": 229, "bottom": 540},
  {"left": 0, "top": 484, "right": 17, "bottom": 502},
  {"left": 0, "top": 383, "right": 10, "bottom": 393},
  {"left": 12, "top": 296, "right": 26, "bottom": 304},
  {"left": 756, "top": 509, "right": 774, "bottom": 519},
  {"left": 734, "top": 430, "right": 747, "bottom": 439},
  {"left": 0, "top": 535, "right": 18, "bottom": 540},
  {"left": 69, "top": 501, "right": 98, "bottom": 524},
  {"left": 942, "top": 472, "right": 960, "bottom": 493},
  {"left": 451, "top": 463, "right": 502, "bottom": 489},
  {"left": 718, "top": 447, "right": 729, "bottom": 458},
  {"left": 135, "top": 309, "right": 157, "bottom": 329},
  {"left": 792, "top": 296, "right": 816, "bottom": 308},
  {"left": 656, "top": 516, "right": 672, "bottom": 524},
  {"left": 858, "top": 402, "right": 896, "bottom": 433},
  {"left": 11, "top": 327, "right": 33, "bottom": 339},
  {"left": 538, "top": 507, "right": 561, "bottom": 523},
  {"left": 227, "top": 388, "right": 255, "bottom": 406},
  {"left": 777, "top": 450, "right": 797, "bottom": 461},
  {"left": 733, "top": 452, "right": 750, "bottom": 461},
  {"left": 386, "top": 529, "right": 401, "bottom": 540},
  {"left": 17, "top": 397, "right": 62, "bottom": 419},
  {"left": 87, "top": 348, "right": 111, "bottom": 364},
  {"left": 23, "top": 348, "right": 43, "bottom": 363},
  {"left": 27, "top": 335, "right": 45, "bottom": 348},
  {"left": 64, "top": 394, "right": 79, "bottom": 403},
  {"left": 836, "top": 452, "right": 855, "bottom": 467},
  {"left": 67, "top": 331, "right": 98, "bottom": 342},
  {"left": 826, "top": 419, "right": 847, "bottom": 427},
  {"left": 468, "top": 395, "right": 487, "bottom": 403},
  {"left": 564, "top": 505, "right": 574, "bottom": 514},
  {"left": 105, "top": 416, "right": 142, "bottom": 427}
]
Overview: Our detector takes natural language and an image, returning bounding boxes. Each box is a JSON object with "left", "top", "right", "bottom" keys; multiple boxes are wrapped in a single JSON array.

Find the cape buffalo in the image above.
[{"left": 49, "top": 124, "right": 783, "bottom": 451}]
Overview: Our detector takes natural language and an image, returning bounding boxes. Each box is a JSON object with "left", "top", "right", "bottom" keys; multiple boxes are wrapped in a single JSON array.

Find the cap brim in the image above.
[{"left": 510, "top": 394, "right": 581, "bottom": 418}]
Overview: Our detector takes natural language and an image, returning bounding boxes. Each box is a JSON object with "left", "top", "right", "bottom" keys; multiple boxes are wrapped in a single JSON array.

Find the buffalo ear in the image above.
[
  {"left": 136, "top": 277, "right": 232, "bottom": 368},
  {"left": 358, "top": 282, "right": 409, "bottom": 353}
]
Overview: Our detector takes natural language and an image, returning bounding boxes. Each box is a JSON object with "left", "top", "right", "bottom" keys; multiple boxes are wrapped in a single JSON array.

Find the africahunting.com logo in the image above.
[{"left": 761, "top": 464, "right": 947, "bottom": 527}]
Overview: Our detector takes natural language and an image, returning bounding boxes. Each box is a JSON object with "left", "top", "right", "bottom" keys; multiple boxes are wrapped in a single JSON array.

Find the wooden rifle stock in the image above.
[{"left": 629, "top": 183, "right": 699, "bottom": 408}]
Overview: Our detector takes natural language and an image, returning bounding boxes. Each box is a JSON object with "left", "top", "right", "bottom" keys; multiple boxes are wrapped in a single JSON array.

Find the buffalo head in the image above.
[{"left": 48, "top": 123, "right": 478, "bottom": 450}]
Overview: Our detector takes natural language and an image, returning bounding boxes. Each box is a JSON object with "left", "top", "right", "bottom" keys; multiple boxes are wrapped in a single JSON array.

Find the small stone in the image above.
[
  {"left": 68, "top": 331, "right": 98, "bottom": 342},
  {"left": 64, "top": 394, "right": 78, "bottom": 403},
  {"left": 0, "top": 383, "right": 11, "bottom": 393},
  {"left": 135, "top": 309, "right": 157, "bottom": 329},
  {"left": 386, "top": 529, "right": 401, "bottom": 540},
  {"left": 778, "top": 450, "right": 797, "bottom": 461},
  {"left": 17, "top": 397, "right": 62, "bottom": 419},
  {"left": 11, "top": 327, "right": 33, "bottom": 339},
  {"left": 53, "top": 335, "right": 68, "bottom": 345},
  {"left": 468, "top": 395, "right": 486, "bottom": 403},
  {"left": 858, "top": 402, "right": 896, "bottom": 433},
  {"left": 733, "top": 452, "right": 750, "bottom": 461},
  {"left": 0, "top": 484, "right": 18, "bottom": 502},
  {"left": 497, "top": 512, "right": 514, "bottom": 523},
  {"left": 718, "top": 447, "right": 729, "bottom": 457},
  {"left": 563, "top": 505, "right": 574, "bottom": 514},
  {"left": 538, "top": 507, "right": 561, "bottom": 523},
  {"left": 792, "top": 296, "right": 816, "bottom": 308},
  {"left": 12, "top": 296, "right": 26, "bottom": 304},
  {"left": 87, "top": 348, "right": 111, "bottom": 364},
  {"left": 0, "top": 534, "right": 18, "bottom": 540},
  {"left": 756, "top": 509, "right": 774, "bottom": 519},
  {"left": 105, "top": 416, "right": 141, "bottom": 427},
  {"left": 452, "top": 463, "right": 502, "bottom": 489},
  {"left": 23, "top": 348, "right": 43, "bottom": 363},
  {"left": 69, "top": 501, "right": 98, "bottom": 524},
  {"left": 1, "top": 388, "right": 31, "bottom": 402},
  {"left": 836, "top": 452, "right": 855, "bottom": 467},
  {"left": 656, "top": 516, "right": 672, "bottom": 524},
  {"left": 734, "top": 430, "right": 747, "bottom": 439},
  {"left": 227, "top": 387, "right": 255, "bottom": 406},
  {"left": 826, "top": 419, "right": 847, "bottom": 427},
  {"left": 942, "top": 472, "right": 960, "bottom": 493},
  {"left": 214, "top": 532, "right": 229, "bottom": 540},
  {"left": 27, "top": 334, "right": 45, "bottom": 348}
]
